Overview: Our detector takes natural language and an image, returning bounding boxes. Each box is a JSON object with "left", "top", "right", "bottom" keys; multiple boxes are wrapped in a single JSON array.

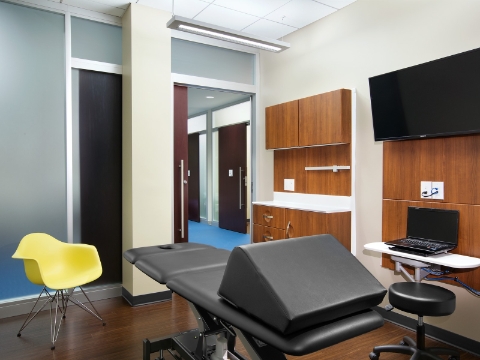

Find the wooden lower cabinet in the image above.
[
  {"left": 285, "top": 209, "right": 312, "bottom": 238},
  {"left": 252, "top": 205, "right": 351, "bottom": 250},
  {"left": 253, "top": 224, "right": 286, "bottom": 243},
  {"left": 253, "top": 205, "right": 285, "bottom": 229}
]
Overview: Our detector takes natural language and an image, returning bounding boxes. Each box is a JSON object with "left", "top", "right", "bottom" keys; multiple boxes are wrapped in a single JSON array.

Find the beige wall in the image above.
[
  {"left": 258, "top": 0, "right": 480, "bottom": 341},
  {"left": 122, "top": 4, "right": 172, "bottom": 297}
]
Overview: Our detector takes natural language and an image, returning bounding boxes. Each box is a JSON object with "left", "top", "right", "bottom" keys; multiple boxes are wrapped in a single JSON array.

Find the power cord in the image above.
[
  {"left": 422, "top": 267, "right": 480, "bottom": 297},
  {"left": 421, "top": 188, "right": 439, "bottom": 198}
]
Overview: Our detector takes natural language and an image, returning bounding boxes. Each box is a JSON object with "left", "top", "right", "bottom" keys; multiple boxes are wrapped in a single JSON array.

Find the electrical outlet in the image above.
[
  {"left": 284, "top": 179, "right": 295, "bottom": 191},
  {"left": 431, "top": 181, "right": 444, "bottom": 200},
  {"left": 421, "top": 181, "right": 432, "bottom": 198}
]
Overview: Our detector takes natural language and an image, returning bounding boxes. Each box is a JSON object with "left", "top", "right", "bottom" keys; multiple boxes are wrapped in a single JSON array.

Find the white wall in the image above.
[
  {"left": 258, "top": 0, "right": 480, "bottom": 342},
  {"left": 122, "top": 3, "right": 172, "bottom": 297}
]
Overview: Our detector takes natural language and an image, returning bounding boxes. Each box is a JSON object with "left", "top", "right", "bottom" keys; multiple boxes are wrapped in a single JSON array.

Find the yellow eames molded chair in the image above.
[{"left": 12, "top": 233, "right": 105, "bottom": 349}]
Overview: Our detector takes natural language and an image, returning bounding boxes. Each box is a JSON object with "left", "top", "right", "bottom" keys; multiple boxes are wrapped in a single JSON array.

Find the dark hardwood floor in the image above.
[{"left": 0, "top": 294, "right": 477, "bottom": 359}]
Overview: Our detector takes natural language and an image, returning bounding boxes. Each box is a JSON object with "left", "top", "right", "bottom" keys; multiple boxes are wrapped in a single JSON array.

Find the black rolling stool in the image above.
[{"left": 370, "top": 282, "right": 460, "bottom": 360}]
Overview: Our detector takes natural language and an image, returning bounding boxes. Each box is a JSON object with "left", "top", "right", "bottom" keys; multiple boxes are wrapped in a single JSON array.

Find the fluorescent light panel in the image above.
[{"left": 167, "top": 16, "right": 290, "bottom": 53}]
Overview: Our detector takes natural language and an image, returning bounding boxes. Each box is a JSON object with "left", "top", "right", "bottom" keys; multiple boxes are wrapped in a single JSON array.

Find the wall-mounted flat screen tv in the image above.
[{"left": 369, "top": 47, "right": 480, "bottom": 141}]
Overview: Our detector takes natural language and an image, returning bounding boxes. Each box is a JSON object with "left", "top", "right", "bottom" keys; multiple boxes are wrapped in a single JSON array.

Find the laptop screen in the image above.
[{"left": 407, "top": 207, "right": 459, "bottom": 244}]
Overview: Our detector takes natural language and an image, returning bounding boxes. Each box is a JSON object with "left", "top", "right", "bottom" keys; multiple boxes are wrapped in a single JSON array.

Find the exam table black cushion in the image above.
[
  {"left": 168, "top": 268, "right": 384, "bottom": 355},
  {"left": 135, "top": 248, "right": 230, "bottom": 284},
  {"left": 218, "top": 235, "right": 387, "bottom": 335},
  {"left": 123, "top": 243, "right": 214, "bottom": 264}
]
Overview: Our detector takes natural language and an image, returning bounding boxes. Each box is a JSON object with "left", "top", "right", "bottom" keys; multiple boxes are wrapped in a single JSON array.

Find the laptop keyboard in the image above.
[{"left": 401, "top": 238, "right": 450, "bottom": 250}]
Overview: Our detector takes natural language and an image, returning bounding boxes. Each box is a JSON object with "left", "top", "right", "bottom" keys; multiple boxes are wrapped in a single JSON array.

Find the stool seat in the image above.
[
  {"left": 389, "top": 282, "right": 455, "bottom": 317},
  {"left": 370, "top": 282, "right": 459, "bottom": 360}
]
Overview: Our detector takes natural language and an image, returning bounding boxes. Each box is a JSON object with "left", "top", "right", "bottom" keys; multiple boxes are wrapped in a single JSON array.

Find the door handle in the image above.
[
  {"left": 263, "top": 214, "right": 274, "bottom": 219},
  {"left": 179, "top": 160, "right": 185, "bottom": 239},
  {"left": 286, "top": 221, "right": 291, "bottom": 239},
  {"left": 263, "top": 235, "right": 273, "bottom": 241},
  {"left": 239, "top": 167, "right": 244, "bottom": 209}
]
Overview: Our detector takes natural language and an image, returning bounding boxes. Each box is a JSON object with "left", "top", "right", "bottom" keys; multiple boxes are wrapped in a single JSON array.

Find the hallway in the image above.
[{"left": 188, "top": 221, "right": 250, "bottom": 250}]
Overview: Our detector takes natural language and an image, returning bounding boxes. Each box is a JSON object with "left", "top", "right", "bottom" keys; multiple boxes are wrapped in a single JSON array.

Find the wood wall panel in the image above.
[
  {"left": 306, "top": 144, "right": 351, "bottom": 196},
  {"left": 383, "top": 134, "right": 480, "bottom": 204},
  {"left": 265, "top": 100, "right": 299, "bottom": 149},
  {"left": 299, "top": 89, "right": 351, "bottom": 146},
  {"left": 382, "top": 199, "right": 480, "bottom": 290},
  {"left": 274, "top": 145, "right": 351, "bottom": 195},
  {"left": 274, "top": 148, "right": 307, "bottom": 193}
]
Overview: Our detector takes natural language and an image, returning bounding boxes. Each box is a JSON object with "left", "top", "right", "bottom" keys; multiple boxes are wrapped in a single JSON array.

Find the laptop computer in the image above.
[{"left": 385, "top": 207, "right": 459, "bottom": 256}]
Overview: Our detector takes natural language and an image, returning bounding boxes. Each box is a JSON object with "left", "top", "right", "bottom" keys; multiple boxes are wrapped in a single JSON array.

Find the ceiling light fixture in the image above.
[
  {"left": 206, "top": 96, "right": 214, "bottom": 99},
  {"left": 167, "top": 16, "right": 290, "bottom": 53}
]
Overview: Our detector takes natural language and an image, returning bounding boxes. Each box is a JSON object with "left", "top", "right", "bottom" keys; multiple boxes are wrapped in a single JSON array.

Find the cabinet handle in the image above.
[
  {"left": 263, "top": 214, "right": 274, "bottom": 219},
  {"left": 286, "top": 221, "right": 291, "bottom": 239},
  {"left": 263, "top": 235, "right": 273, "bottom": 241}
]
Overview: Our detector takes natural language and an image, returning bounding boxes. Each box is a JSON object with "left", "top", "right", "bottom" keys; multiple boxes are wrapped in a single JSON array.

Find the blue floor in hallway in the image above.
[{"left": 188, "top": 221, "right": 251, "bottom": 251}]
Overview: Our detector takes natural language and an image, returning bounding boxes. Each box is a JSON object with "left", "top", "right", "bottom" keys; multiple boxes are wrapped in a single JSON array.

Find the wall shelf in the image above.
[{"left": 305, "top": 165, "right": 350, "bottom": 172}]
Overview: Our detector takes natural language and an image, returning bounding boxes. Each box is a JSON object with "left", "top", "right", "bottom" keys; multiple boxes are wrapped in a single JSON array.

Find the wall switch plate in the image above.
[
  {"left": 432, "top": 181, "right": 444, "bottom": 200},
  {"left": 421, "top": 181, "right": 432, "bottom": 198},
  {"left": 284, "top": 179, "right": 295, "bottom": 191},
  {"left": 229, "top": 169, "right": 233, "bottom": 177}
]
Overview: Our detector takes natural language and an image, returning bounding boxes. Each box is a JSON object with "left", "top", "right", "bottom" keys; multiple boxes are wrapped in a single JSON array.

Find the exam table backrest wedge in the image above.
[{"left": 218, "top": 234, "right": 387, "bottom": 335}]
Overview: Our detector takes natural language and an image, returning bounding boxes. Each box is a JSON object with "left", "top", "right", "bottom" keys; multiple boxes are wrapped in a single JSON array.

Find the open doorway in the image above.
[{"left": 186, "top": 87, "right": 252, "bottom": 249}]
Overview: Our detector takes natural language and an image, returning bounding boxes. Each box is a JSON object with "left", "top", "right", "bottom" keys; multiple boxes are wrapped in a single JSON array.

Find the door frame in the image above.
[{"left": 171, "top": 31, "right": 260, "bottom": 240}]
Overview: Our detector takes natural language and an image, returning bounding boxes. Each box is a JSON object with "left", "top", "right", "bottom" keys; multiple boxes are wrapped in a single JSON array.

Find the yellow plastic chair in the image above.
[{"left": 12, "top": 233, "right": 105, "bottom": 349}]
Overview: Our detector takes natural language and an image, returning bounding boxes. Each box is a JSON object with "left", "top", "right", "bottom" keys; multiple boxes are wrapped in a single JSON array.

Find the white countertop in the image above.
[
  {"left": 252, "top": 200, "right": 350, "bottom": 213},
  {"left": 364, "top": 242, "right": 480, "bottom": 269}
]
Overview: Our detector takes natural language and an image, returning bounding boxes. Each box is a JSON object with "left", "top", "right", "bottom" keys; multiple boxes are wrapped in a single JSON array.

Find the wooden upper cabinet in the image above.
[
  {"left": 299, "top": 89, "right": 351, "bottom": 146},
  {"left": 265, "top": 100, "right": 299, "bottom": 149}
]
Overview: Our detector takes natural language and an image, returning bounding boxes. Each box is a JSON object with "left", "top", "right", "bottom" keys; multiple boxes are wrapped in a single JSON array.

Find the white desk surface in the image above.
[
  {"left": 252, "top": 201, "right": 350, "bottom": 213},
  {"left": 364, "top": 242, "right": 480, "bottom": 269}
]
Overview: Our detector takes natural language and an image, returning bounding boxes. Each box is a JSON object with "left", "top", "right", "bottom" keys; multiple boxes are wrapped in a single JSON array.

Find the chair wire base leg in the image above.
[
  {"left": 50, "top": 290, "right": 66, "bottom": 350},
  {"left": 65, "top": 286, "right": 105, "bottom": 325},
  {"left": 17, "top": 287, "right": 52, "bottom": 336}
]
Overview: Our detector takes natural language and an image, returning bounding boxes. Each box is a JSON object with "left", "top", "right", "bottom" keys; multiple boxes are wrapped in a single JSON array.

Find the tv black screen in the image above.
[{"left": 369, "top": 47, "right": 480, "bottom": 141}]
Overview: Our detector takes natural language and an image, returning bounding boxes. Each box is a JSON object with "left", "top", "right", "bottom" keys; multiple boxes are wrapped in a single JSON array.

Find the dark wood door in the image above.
[
  {"left": 188, "top": 133, "right": 200, "bottom": 222},
  {"left": 219, "top": 123, "right": 247, "bottom": 233},
  {"left": 174, "top": 85, "right": 188, "bottom": 243},
  {"left": 79, "top": 70, "right": 122, "bottom": 285}
]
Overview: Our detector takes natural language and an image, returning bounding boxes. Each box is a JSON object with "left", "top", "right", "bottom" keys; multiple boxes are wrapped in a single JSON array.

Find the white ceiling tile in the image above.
[
  {"left": 64, "top": 0, "right": 125, "bottom": 16},
  {"left": 92, "top": 0, "right": 130, "bottom": 10},
  {"left": 173, "top": 0, "right": 212, "bottom": 18},
  {"left": 212, "top": 0, "right": 291, "bottom": 18},
  {"left": 312, "top": 0, "right": 356, "bottom": 10},
  {"left": 137, "top": 0, "right": 172, "bottom": 12},
  {"left": 138, "top": 0, "right": 211, "bottom": 18},
  {"left": 243, "top": 19, "right": 297, "bottom": 40},
  {"left": 193, "top": 4, "right": 260, "bottom": 31},
  {"left": 265, "top": 0, "right": 336, "bottom": 28}
]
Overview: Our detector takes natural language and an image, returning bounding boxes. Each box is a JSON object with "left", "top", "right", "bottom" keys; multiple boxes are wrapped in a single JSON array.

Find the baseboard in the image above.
[
  {"left": 0, "top": 284, "right": 122, "bottom": 320},
  {"left": 375, "top": 306, "right": 480, "bottom": 356},
  {"left": 121, "top": 287, "right": 172, "bottom": 306}
]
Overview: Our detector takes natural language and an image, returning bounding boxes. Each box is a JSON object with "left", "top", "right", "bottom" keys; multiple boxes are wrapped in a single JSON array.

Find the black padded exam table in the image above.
[{"left": 124, "top": 235, "right": 387, "bottom": 360}]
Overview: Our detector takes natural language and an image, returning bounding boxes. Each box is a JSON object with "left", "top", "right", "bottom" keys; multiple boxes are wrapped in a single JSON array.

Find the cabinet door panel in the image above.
[
  {"left": 253, "top": 224, "right": 264, "bottom": 243},
  {"left": 253, "top": 224, "right": 286, "bottom": 243},
  {"left": 299, "top": 89, "right": 351, "bottom": 146},
  {"left": 253, "top": 205, "right": 286, "bottom": 229},
  {"left": 311, "top": 212, "right": 351, "bottom": 251},
  {"left": 285, "top": 209, "right": 312, "bottom": 238},
  {"left": 253, "top": 205, "right": 266, "bottom": 225},
  {"left": 266, "top": 100, "right": 298, "bottom": 149}
]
